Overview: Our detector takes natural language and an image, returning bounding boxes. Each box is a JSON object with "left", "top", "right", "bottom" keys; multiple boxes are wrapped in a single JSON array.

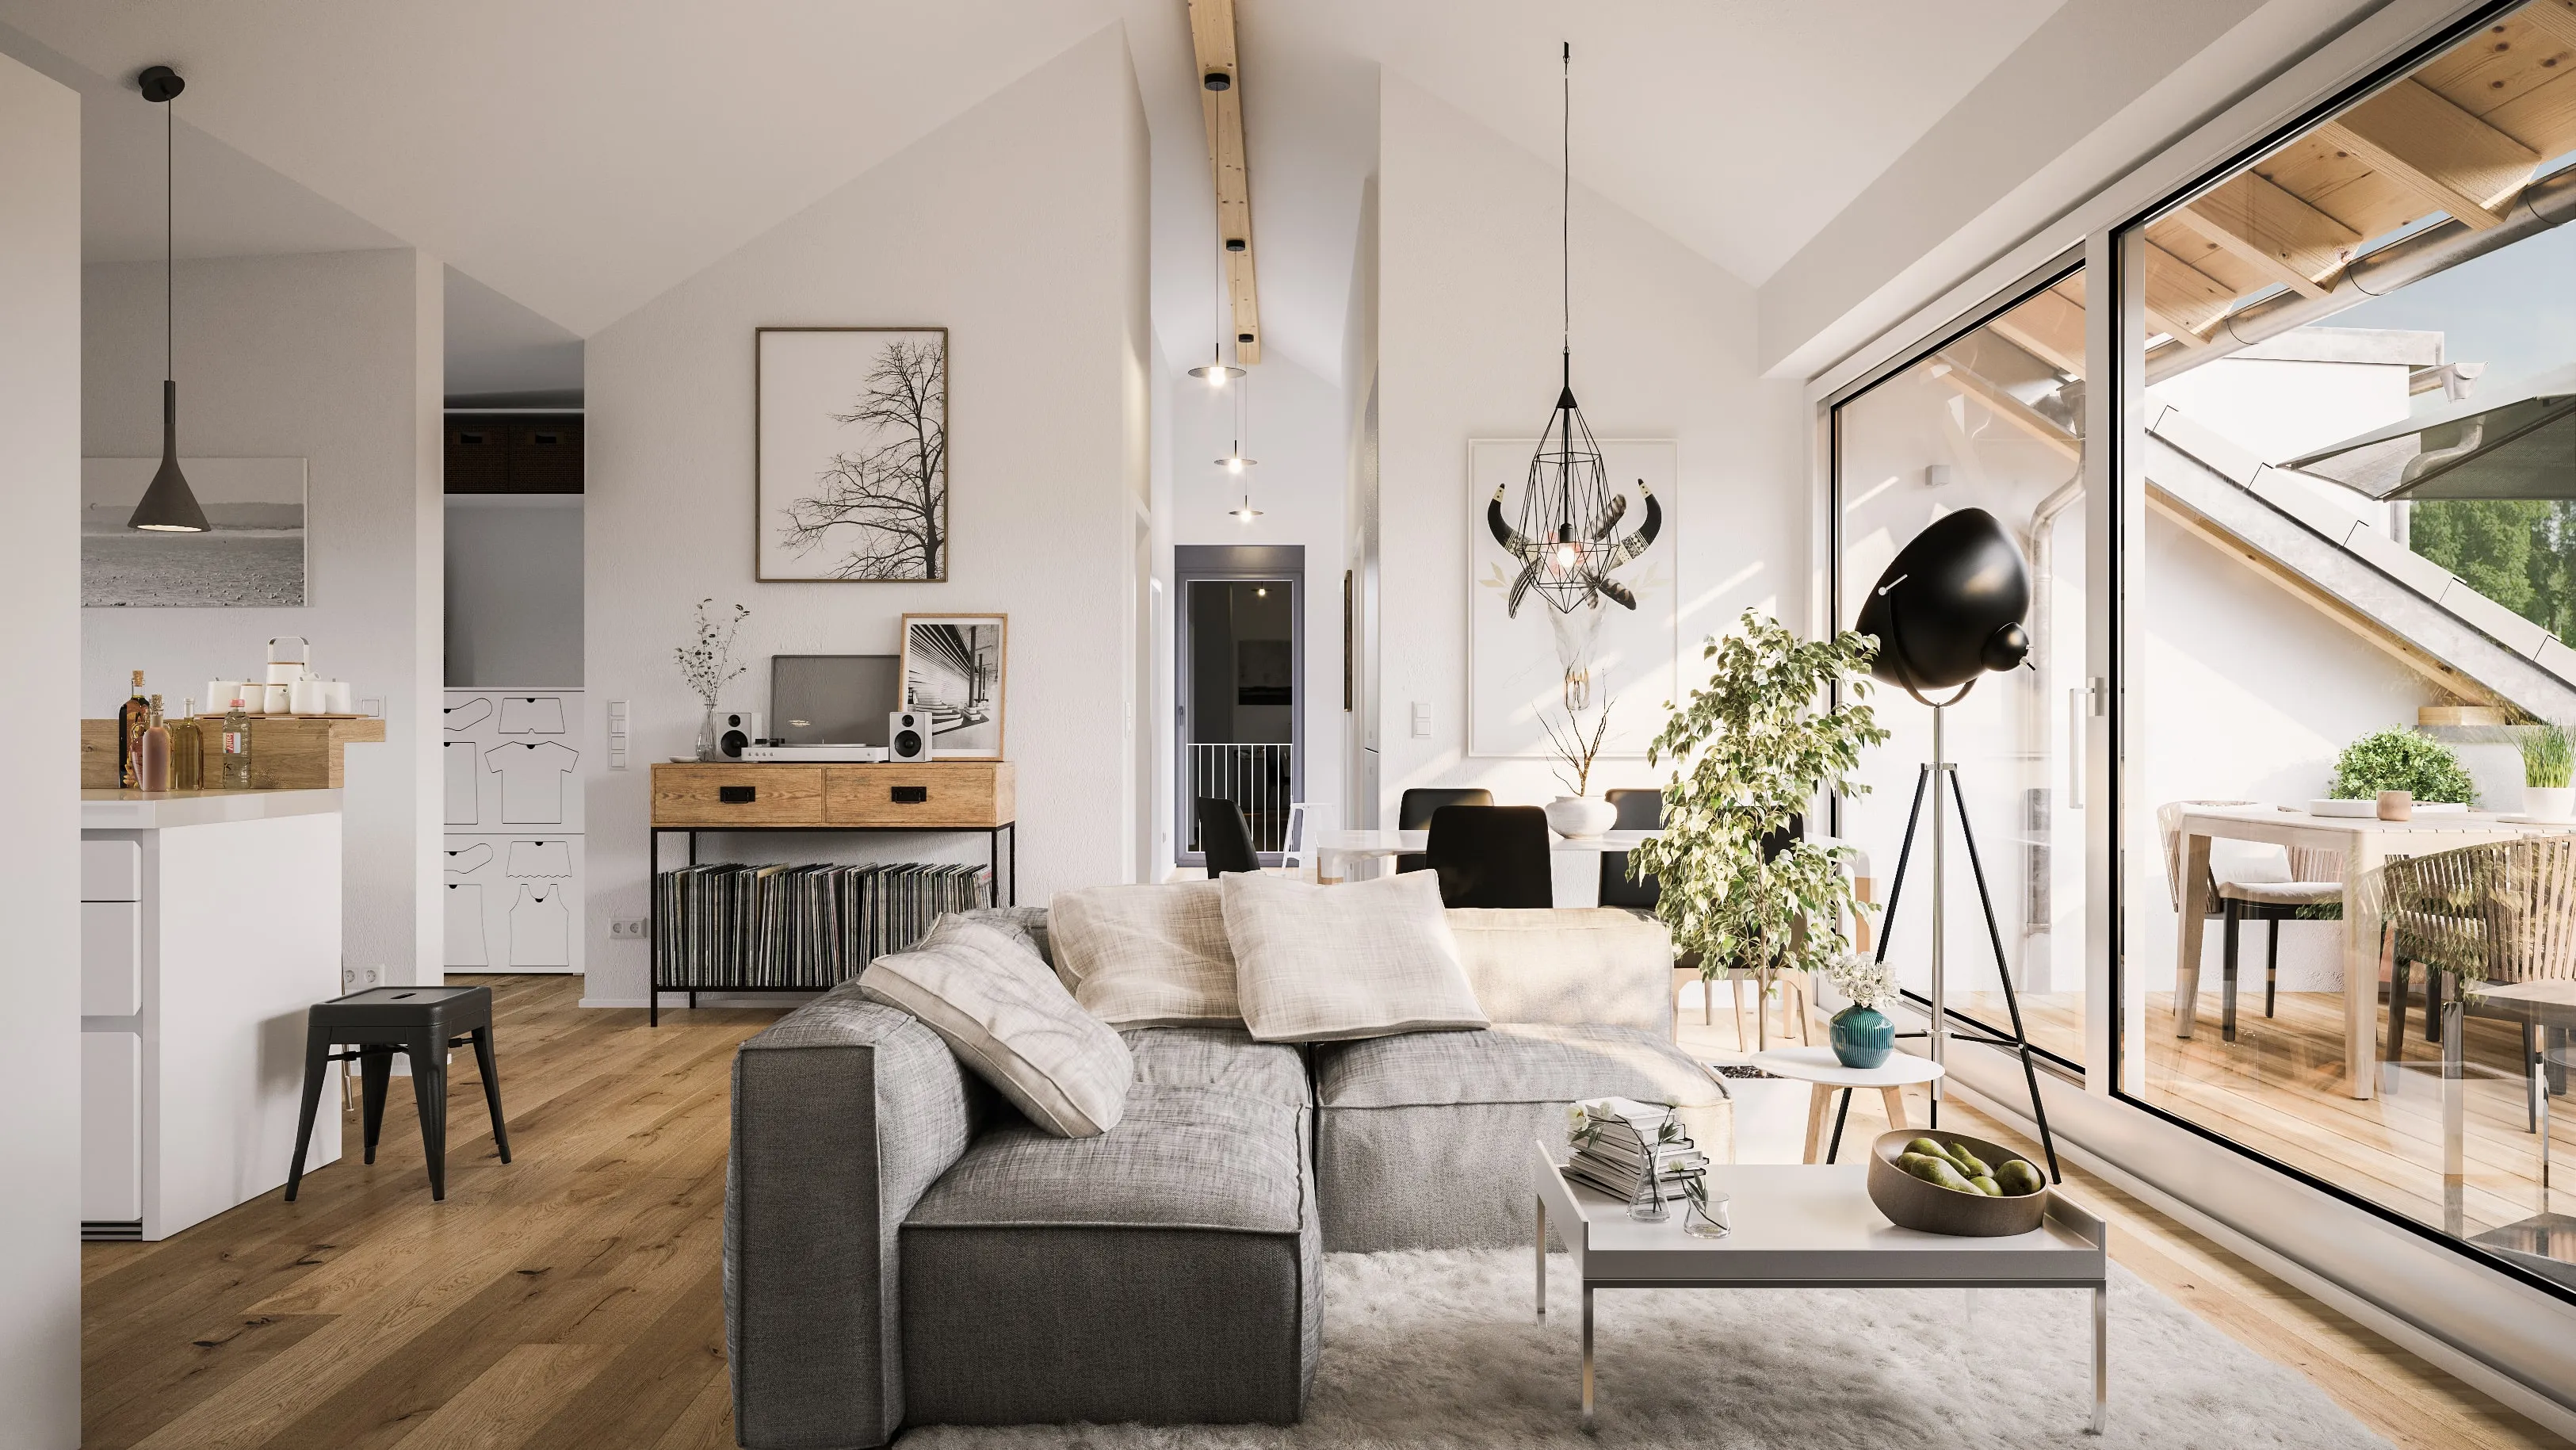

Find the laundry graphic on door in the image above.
[
  {"left": 510, "top": 883, "right": 570, "bottom": 968},
  {"left": 507, "top": 840, "right": 572, "bottom": 877},
  {"left": 445, "top": 741, "right": 481, "bottom": 825},
  {"left": 445, "top": 842, "right": 493, "bottom": 873},
  {"left": 445, "top": 882, "right": 488, "bottom": 968},
  {"left": 499, "top": 695, "right": 567, "bottom": 733},
  {"left": 487, "top": 740, "right": 579, "bottom": 824},
  {"left": 443, "top": 697, "right": 493, "bottom": 732}
]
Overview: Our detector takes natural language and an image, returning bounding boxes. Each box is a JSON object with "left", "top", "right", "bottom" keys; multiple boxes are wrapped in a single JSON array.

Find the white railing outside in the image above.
[{"left": 1187, "top": 743, "right": 1297, "bottom": 853}]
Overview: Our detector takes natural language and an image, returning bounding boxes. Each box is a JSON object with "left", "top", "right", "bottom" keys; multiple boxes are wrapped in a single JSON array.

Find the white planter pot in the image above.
[
  {"left": 1546, "top": 794, "right": 1618, "bottom": 840},
  {"left": 2528, "top": 785, "right": 2576, "bottom": 821}
]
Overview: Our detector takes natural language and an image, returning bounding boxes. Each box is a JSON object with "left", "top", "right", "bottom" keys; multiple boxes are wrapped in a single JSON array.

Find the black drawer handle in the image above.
[
  {"left": 890, "top": 786, "right": 928, "bottom": 804},
  {"left": 718, "top": 786, "right": 757, "bottom": 804}
]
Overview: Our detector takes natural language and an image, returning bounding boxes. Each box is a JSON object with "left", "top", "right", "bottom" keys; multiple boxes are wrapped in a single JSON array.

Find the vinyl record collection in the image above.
[{"left": 652, "top": 862, "right": 992, "bottom": 989}]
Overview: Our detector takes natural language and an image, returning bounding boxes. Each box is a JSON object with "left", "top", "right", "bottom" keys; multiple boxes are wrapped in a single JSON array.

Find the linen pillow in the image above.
[
  {"left": 1221, "top": 870, "right": 1489, "bottom": 1043},
  {"left": 859, "top": 916, "right": 1131, "bottom": 1137},
  {"left": 1048, "top": 879, "right": 1240, "bottom": 1027}
]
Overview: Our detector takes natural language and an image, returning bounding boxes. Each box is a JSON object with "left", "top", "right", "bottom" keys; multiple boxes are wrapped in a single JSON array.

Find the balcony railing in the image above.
[{"left": 1187, "top": 742, "right": 1296, "bottom": 853}]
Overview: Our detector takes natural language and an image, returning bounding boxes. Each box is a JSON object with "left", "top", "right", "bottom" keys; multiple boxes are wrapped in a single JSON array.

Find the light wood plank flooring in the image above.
[{"left": 85, "top": 974, "right": 2568, "bottom": 1448}]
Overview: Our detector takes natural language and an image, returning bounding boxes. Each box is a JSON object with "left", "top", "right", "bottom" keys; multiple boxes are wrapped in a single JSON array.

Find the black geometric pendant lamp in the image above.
[
  {"left": 128, "top": 63, "right": 208, "bottom": 534},
  {"left": 1513, "top": 42, "right": 1610, "bottom": 614}
]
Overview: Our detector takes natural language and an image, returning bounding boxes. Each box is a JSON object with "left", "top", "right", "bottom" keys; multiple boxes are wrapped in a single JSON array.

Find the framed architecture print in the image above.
[
  {"left": 900, "top": 613, "right": 1007, "bottom": 759},
  {"left": 757, "top": 326, "right": 949, "bottom": 581}
]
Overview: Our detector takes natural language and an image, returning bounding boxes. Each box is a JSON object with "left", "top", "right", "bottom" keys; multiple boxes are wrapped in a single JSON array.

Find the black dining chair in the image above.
[
  {"left": 1598, "top": 788, "right": 1664, "bottom": 911},
  {"left": 1196, "top": 797, "right": 1264, "bottom": 877},
  {"left": 1396, "top": 787, "right": 1492, "bottom": 874},
  {"left": 1424, "top": 804, "right": 1554, "bottom": 909}
]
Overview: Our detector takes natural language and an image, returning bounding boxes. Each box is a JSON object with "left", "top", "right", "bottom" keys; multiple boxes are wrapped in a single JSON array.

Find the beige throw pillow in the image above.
[
  {"left": 1049, "top": 879, "right": 1240, "bottom": 1027},
  {"left": 1222, "top": 870, "right": 1489, "bottom": 1043},
  {"left": 859, "top": 916, "right": 1132, "bottom": 1137}
]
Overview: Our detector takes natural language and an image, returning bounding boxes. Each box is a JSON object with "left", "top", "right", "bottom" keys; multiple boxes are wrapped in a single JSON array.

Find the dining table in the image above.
[
  {"left": 2169, "top": 803, "right": 2576, "bottom": 1100},
  {"left": 1309, "top": 828, "right": 1655, "bottom": 908}
]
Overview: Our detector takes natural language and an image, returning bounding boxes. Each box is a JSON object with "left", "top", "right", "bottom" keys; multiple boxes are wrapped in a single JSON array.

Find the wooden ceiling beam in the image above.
[
  {"left": 2316, "top": 79, "right": 2539, "bottom": 230},
  {"left": 1187, "top": 0, "right": 1261, "bottom": 365},
  {"left": 2170, "top": 170, "right": 2361, "bottom": 300},
  {"left": 2140, "top": 242, "right": 2236, "bottom": 346},
  {"left": 2517, "top": 0, "right": 2576, "bottom": 55},
  {"left": 1929, "top": 354, "right": 2081, "bottom": 460},
  {"left": 1986, "top": 284, "right": 2087, "bottom": 378}
]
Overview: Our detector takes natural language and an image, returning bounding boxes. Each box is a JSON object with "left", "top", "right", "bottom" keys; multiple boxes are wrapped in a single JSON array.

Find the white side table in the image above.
[{"left": 1750, "top": 1046, "right": 1946, "bottom": 1165}]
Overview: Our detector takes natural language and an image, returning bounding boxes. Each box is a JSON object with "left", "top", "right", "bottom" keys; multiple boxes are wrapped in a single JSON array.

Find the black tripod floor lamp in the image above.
[{"left": 1855, "top": 507, "right": 2063, "bottom": 1182}]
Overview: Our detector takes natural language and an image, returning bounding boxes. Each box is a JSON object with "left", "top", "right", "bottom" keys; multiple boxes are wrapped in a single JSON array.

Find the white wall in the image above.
[
  {"left": 0, "top": 48, "right": 81, "bottom": 1450},
  {"left": 82, "top": 249, "right": 445, "bottom": 985},
  {"left": 1165, "top": 349, "right": 1347, "bottom": 870},
  {"left": 583, "top": 26, "right": 1149, "bottom": 1006},
  {"left": 1371, "top": 74, "right": 1804, "bottom": 821},
  {"left": 445, "top": 496, "right": 583, "bottom": 687}
]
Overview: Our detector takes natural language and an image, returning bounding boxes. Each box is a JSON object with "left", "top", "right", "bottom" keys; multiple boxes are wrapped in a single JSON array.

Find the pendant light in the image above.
[
  {"left": 1512, "top": 42, "right": 1611, "bottom": 614},
  {"left": 128, "top": 64, "right": 208, "bottom": 534},
  {"left": 1188, "top": 251, "right": 1247, "bottom": 387},
  {"left": 1215, "top": 361, "right": 1257, "bottom": 476}
]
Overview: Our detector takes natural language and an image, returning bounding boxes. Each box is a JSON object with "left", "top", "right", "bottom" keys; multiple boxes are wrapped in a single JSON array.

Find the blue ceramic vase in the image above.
[{"left": 1830, "top": 1004, "right": 1894, "bottom": 1069}]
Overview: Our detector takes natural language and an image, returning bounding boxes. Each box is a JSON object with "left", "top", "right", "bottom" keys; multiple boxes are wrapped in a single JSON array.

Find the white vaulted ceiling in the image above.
[{"left": 0, "top": 1, "right": 2063, "bottom": 376}]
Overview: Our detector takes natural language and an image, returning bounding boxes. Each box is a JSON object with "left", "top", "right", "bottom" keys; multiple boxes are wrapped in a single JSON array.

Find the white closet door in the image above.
[{"left": 82, "top": 1031, "right": 141, "bottom": 1222}]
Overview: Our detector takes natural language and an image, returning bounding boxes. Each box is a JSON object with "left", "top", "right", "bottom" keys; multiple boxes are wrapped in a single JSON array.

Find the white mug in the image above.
[
  {"left": 236, "top": 687, "right": 265, "bottom": 715},
  {"left": 262, "top": 683, "right": 292, "bottom": 714},
  {"left": 323, "top": 679, "right": 354, "bottom": 714},
  {"left": 204, "top": 683, "right": 238, "bottom": 716},
  {"left": 289, "top": 679, "right": 331, "bottom": 715}
]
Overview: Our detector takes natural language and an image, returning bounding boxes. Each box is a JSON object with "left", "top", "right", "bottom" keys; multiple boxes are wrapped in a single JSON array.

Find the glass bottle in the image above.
[
  {"left": 171, "top": 698, "right": 202, "bottom": 790},
  {"left": 118, "top": 670, "right": 151, "bottom": 788},
  {"left": 220, "top": 698, "right": 254, "bottom": 790},
  {"left": 139, "top": 695, "right": 172, "bottom": 793}
]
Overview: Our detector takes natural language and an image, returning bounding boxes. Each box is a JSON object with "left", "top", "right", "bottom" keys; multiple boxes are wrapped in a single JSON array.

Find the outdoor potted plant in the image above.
[
  {"left": 1822, "top": 952, "right": 1900, "bottom": 1069},
  {"left": 1539, "top": 701, "right": 1618, "bottom": 840},
  {"left": 677, "top": 598, "right": 750, "bottom": 761},
  {"left": 1630, "top": 610, "right": 1887, "bottom": 1050},
  {"left": 2326, "top": 727, "right": 2477, "bottom": 813},
  {"left": 2521, "top": 721, "right": 2575, "bottom": 821}
]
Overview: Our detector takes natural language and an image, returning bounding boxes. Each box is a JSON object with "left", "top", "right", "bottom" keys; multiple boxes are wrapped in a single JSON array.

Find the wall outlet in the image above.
[
  {"left": 610, "top": 918, "right": 649, "bottom": 940},
  {"left": 363, "top": 966, "right": 382, "bottom": 985},
  {"left": 342, "top": 966, "right": 357, "bottom": 990}
]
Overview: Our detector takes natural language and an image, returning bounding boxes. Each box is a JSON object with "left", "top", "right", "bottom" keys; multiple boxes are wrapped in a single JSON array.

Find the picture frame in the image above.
[
  {"left": 83, "top": 457, "right": 308, "bottom": 607},
  {"left": 756, "top": 326, "right": 950, "bottom": 582},
  {"left": 899, "top": 612, "right": 1007, "bottom": 759}
]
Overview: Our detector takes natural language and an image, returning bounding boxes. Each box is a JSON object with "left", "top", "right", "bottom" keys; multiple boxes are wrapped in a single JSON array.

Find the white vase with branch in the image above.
[
  {"left": 677, "top": 599, "right": 750, "bottom": 761},
  {"left": 1538, "top": 699, "right": 1619, "bottom": 840}
]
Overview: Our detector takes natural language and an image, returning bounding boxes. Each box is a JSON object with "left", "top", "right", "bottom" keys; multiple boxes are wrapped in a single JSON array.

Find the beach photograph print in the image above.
[
  {"left": 83, "top": 457, "right": 308, "bottom": 607},
  {"left": 900, "top": 613, "right": 1006, "bottom": 759},
  {"left": 759, "top": 327, "right": 949, "bottom": 582}
]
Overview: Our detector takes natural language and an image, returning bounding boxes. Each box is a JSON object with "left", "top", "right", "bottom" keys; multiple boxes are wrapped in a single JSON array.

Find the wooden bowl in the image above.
[{"left": 1864, "top": 1128, "right": 2049, "bottom": 1237}]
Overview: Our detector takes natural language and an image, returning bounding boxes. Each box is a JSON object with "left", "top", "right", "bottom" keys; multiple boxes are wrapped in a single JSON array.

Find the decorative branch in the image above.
[
  {"left": 675, "top": 598, "right": 749, "bottom": 707},
  {"left": 1538, "top": 698, "right": 1615, "bottom": 795}
]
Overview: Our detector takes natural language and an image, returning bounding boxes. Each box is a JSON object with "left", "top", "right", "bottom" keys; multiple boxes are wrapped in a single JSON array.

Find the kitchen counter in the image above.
[{"left": 82, "top": 787, "right": 342, "bottom": 828}]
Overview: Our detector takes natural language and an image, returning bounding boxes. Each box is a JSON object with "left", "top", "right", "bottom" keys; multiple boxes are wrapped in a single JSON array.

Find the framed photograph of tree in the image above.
[
  {"left": 900, "top": 613, "right": 1007, "bottom": 759},
  {"left": 756, "top": 327, "right": 949, "bottom": 581}
]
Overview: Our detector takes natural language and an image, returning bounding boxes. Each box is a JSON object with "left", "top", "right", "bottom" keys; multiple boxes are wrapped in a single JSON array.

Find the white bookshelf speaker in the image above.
[
  {"left": 888, "top": 710, "right": 933, "bottom": 763},
  {"left": 716, "top": 710, "right": 763, "bottom": 759}
]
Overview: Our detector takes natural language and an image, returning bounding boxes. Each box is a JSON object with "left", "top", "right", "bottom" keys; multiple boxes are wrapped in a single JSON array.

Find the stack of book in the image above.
[
  {"left": 1564, "top": 1096, "right": 1708, "bottom": 1202},
  {"left": 653, "top": 862, "right": 992, "bottom": 989}
]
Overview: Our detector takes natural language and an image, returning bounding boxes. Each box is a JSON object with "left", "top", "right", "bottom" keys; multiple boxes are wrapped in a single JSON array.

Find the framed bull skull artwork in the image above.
[{"left": 1466, "top": 438, "right": 1676, "bottom": 759}]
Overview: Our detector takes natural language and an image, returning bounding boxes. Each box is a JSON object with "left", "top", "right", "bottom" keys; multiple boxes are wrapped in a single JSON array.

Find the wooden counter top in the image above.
[{"left": 82, "top": 715, "right": 385, "bottom": 791}]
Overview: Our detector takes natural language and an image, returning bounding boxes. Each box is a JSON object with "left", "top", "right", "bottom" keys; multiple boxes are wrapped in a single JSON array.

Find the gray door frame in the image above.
[{"left": 1175, "top": 543, "right": 1305, "bottom": 867}]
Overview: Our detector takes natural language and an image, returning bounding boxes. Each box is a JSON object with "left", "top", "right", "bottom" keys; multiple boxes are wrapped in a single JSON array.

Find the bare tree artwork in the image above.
[{"left": 774, "top": 335, "right": 947, "bottom": 580}]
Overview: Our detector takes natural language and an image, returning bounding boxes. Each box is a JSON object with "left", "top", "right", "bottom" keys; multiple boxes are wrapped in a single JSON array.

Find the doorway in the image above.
[{"left": 1175, "top": 545, "right": 1302, "bottom": 867}]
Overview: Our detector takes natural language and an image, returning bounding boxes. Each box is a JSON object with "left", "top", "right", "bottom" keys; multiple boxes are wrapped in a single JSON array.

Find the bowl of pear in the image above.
[{"left": 1864, "top": 1128, "right": 2050, "bottom": 1236}]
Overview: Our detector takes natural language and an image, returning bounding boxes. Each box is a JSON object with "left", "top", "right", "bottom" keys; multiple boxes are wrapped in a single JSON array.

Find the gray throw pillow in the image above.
[
  {"left": 1221, "top": 870, "right": 1490, "bottom": 1042},
  {"left": 860, "top": 916, "right": 1132, "bottom": 1137}
]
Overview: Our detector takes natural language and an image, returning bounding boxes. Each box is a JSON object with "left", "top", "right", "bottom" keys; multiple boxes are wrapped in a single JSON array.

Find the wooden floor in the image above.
[{"left": 84, "top": 975, "right": 2569, "bottom": 1449}]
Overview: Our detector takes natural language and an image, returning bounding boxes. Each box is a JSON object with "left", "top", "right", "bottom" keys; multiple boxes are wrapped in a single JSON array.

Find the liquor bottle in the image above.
[
  {"left": 139, "top": 695, "right": 172, "bottom": 793},
  {"left": 118, "top": 670, "right": 151, "bottom": 788},
  {"left": 220, "top": 698, "right": 254, "bottom": 790},
  {"left": 171, "top": 698, "right": 202, "bottom": 790}
]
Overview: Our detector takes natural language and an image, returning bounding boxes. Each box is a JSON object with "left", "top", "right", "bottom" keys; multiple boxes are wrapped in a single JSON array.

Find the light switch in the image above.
[{"left": 1410, "top": 702, "right": 1431, "bottom": 737}]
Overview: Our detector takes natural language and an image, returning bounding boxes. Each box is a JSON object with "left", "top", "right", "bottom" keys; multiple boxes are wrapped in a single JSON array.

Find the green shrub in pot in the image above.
[
  {"left": 2327, "top": 728, "right": 2476, "bottom": 805},
  {"left": 2521, "top": 721, "right": 2575, "bottom": 821}
]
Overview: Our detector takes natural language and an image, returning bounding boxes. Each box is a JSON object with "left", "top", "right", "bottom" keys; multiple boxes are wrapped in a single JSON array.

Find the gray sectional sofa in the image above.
[{"left": 724, "top": 905, "right": 1726, "bottom": 1448}]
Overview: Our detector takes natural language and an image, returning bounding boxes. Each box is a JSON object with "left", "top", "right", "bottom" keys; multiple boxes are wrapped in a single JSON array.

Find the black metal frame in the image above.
[{"left": 645, "top": 820, "right": 1017, "bottom": 1026}]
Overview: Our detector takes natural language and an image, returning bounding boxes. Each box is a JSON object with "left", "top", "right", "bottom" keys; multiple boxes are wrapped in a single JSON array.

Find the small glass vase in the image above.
[
  {"left": 1680, "top": 1176, "right": 1730, "bottom": 1239},
  {"left": 1629, "top": 1169, "right": 1669, "bottom": 1222},
  {"left": 694, "top": 705, "right": 720, "bottom": 762},
  {"left": 1830, "top": 1002, "right": 1895, "bottom": 1069}
]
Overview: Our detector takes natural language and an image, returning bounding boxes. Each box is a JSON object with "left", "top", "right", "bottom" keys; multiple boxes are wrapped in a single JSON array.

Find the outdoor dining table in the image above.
[{"left": 2169, "top": 803, "right": 2574, "bottom": 1100}]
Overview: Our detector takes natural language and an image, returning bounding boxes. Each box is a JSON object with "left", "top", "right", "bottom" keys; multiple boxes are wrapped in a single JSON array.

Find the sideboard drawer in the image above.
[
  {"left": 651, "top": 764, "right": 825, "bottom": 826},
  {"left": 824, "top": 763, "right": 1013, "bottom": 828}
]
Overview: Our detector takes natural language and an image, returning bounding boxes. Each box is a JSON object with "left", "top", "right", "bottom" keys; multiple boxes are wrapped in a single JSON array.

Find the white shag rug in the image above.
[{"left": 900, "top": 1249, "right": 2393, "bottom": 1449}]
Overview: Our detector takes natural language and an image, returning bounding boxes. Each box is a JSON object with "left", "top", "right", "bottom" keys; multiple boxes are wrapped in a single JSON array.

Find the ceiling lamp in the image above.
[
  {"left": 1231, "top": 495, "right": 1263, "bottom": 523},
  {"left": 1189, "top": 342, "right": 1246, "bottom": 388},
  {"left": 128, "top": 64, "right": 208, "bottom": 534},
  {"left": 1510, "top": 42, "right": 1610, "bottom": 614},
  {"left": 1215, "top": 362, "right": 1256, "bottom": 472}
]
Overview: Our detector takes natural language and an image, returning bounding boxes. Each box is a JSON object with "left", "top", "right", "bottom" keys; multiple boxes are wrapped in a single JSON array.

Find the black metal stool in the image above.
[{"left": 287, "top": 985, "right": 510, "bottom": 1203}]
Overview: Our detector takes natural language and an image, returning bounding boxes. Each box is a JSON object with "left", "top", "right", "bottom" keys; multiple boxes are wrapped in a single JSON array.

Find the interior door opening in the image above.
[{"left": 1176, "top": 545, "right": 1303, "bottom": 867}]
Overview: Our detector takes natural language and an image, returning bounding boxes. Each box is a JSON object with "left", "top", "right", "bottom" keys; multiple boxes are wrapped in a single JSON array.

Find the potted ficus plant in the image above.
[
  {"left": 1538, "top": 700, "right": 1617, "bottom": 840},
  {"left": 2521, "top": 721, "right": 2575, "bottom": 821},
  {"left": 1630, "top": 610, "right": 1887, "bottom": 1049}
]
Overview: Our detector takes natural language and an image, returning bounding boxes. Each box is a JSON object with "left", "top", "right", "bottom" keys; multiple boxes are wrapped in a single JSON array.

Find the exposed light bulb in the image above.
[
  {"left": 1553, "top": 541, "right": 1580, "bottom": 572},
  {"left": 1233, "top": 496, "right": 1263, "bottom": 522},
  {"left": 1227, "top": 455, "right": 1244, "bottom": 473}
]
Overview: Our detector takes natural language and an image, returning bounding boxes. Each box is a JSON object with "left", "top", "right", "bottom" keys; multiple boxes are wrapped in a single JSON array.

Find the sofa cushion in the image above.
[
  {"left": 1049, "top": 879, "right": 1241, "bottom": 1027},
  {"left": 900, "top": 1079, "right": 1318, "bottom": 1427},
  {"left": 1123, "top": 1024, "right": 1313, "bottom": 1108},
  {"left": 1224, "top": 870, "right": 1489, "bottom": 1043},
  {"left": 858, "top": 917, "right": 1131, "bottom": 1138},
  {"left": 1447, "top": 907, "right": 1673, "bottom": 1033},
  {"left": 1313, "top": 1023, "right": 1729, "bottom": 1251}
]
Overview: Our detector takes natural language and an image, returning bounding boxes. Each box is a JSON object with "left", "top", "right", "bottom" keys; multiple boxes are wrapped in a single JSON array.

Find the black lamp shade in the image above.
[
  {"left": 128, "top": 378, "right": 208, "bottom": 533},
  {"left": 1855, "top": 507, "right": 2030, "bottom": 694}
]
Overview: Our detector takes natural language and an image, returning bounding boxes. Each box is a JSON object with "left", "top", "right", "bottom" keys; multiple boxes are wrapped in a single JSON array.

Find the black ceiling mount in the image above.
[
  {"left": 1237, "top": 331, "right": 1254, "bottom": 343},
  {"left": 137, "top": 63, "right": 185, "bottom": 103},
  {"left": 1225, "top": 238, "right": 1246, "bottom": 253},
  {"left": 1202, "top": 70, "right": 1231, "bottom": 91}
]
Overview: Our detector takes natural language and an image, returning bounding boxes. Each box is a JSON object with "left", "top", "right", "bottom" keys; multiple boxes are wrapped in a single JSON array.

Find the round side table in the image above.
[{"left": 1749, "top": 1046, "right": 1947, "bottom": 1165}]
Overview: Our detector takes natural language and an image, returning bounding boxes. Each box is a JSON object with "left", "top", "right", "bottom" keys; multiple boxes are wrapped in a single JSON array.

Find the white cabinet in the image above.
[
  {"left": 82, "top": 901, "right": 141, "bottom": 1016},
  {"left": 444, "top": 689, "right": 585, "bottom": 974},
  {"left": 82, "top": 1032, "right": 140, "bottom": 1223}
]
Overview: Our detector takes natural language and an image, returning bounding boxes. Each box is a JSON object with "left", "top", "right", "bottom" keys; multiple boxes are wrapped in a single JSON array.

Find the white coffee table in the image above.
[
  {"left": 1748, "top": 1045, "right": 1947, "bottom": 1164},
  {"left": 1531, "top": 1142, "right": 2108, "bottom": 1433}
]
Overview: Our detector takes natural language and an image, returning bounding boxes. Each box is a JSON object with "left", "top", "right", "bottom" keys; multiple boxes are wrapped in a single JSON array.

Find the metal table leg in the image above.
[
  {"left": 2090, "top": 1284, "right": 2108, "bottom": 1435},
  {"left": 1535, "top": 1196, "right": 1547, "bottom": 1322},
  {"left": 1580, "top": 1286, "right": 1596, "bottom": 1432}
]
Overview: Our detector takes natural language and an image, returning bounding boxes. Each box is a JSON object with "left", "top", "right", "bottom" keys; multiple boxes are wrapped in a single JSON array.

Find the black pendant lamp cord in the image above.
[
  {"left": 1561, "top": 40, "right": 1570, "bottom": 360},
  {"left": 166, "top": 96, "right": 174, "bottom": 382}
]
